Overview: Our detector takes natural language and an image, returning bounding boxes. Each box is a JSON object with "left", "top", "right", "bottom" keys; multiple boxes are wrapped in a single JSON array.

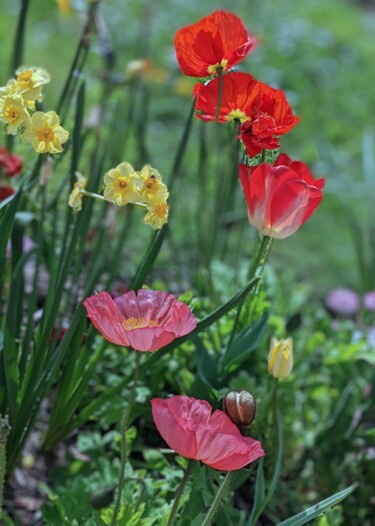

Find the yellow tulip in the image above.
[{"left": 268, "top": 337, "right": 293, "bottom": 378}]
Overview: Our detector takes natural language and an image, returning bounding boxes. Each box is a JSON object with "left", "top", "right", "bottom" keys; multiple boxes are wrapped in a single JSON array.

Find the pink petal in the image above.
[{"left": 83, "top": 291, "right": 130, "bottom": 347}]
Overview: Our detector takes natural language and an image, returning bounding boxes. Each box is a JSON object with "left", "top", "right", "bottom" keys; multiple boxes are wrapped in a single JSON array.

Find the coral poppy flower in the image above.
[
  {"left": 174, "top": 11, "right": 257, "bottom": 78},
  {"left": 0, "top": 147, "right": 23, "bottom": 176},
  {"left": 239, "top": 83, "right": 300, "bottom": 157},
  {"left": 83, "top": 290, "right": 196, "bottom": 352},
  {"left": 239, "top": 154, "right": 324, "bottom": 239},
  {"left": 195, "top": 72, "right": 259, "bottom": 123},
  {"left": 151, "top": 396, "right": 264, "bottom": 471}
]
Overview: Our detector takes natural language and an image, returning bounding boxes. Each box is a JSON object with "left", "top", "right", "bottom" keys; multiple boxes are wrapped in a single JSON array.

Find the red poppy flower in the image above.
[
  {"left": 239, "top": 154, "right": 324, "bottom": 239},
  {"left": 175, "top": 11, "right": 257, "bottom": 78},
  {"left": 239, "top": 83, "right": 300, "bottom": 156},
  {"left": 151, "top": 396, "right": 264, "bottom": 471},
  {"left": 195, "top": 72, "right": 259, "bottom": 123},
  {"left": 83, "top": 290, "right": 196, "bottom": 352},
  {"left": 0, "top": 147, "right": 23, "bottom": 177},
  {"left": 0, "top": 186, "right": 15, "bottom": 202}
]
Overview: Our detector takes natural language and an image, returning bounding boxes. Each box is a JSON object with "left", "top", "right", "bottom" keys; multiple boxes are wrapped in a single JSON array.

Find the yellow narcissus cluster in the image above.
[
  {"left": 103, "top": 162, "right": 169, "bottom": 230},
  {"left": 0, "top": 66, "right": 69, "bottom": 154}
]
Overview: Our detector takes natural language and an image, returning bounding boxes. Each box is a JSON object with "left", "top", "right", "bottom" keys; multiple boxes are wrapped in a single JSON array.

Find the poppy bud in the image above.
[
  {"left": 268, "top": 337, "right": 293, "bottom": 378},
  {"left": 90, "top": 484, "right": 116, "bottom": 509},
  {"left": 223, "top": 390, "right": 257, "bottom": 427}
]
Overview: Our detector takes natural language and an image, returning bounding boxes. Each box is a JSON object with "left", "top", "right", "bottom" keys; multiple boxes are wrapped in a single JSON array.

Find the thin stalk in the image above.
[
  {"left": 166, "top": 459, "right": 195, "bottom": 526},
  {"left": 226, "top": 235, "right": 273, "bottom": 353},
  {"left": 202, "top": 470, "right": 237, "bottom": 526},
  {"left": 10, "top": 0, "right": 30, "bottom": 75},
  {"left": 0, "top": 417, "right": 10, "bottom": 516},
  {"left": 110, "top": 353, "right": 141, "bottom": 526},
  {"left": 247, "top": 379, "right": 283, "bottom": 526}
]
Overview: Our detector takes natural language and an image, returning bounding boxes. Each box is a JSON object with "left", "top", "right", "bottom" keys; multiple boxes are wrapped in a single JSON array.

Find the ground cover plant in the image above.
[{"left": 0, "top": 0, "right": 374, "bottom": 525}]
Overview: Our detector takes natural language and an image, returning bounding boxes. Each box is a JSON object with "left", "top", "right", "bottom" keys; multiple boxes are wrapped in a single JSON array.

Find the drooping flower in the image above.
[
  {"left": 0, "top": 95, "right": 30, "bottom": 135},
  {"left": 68, "top": 172, "right": 87, "bottom": 211},
  {"left": 151, "top": 396, "right": 264, "bottom": 471},
  {"left": 103, "top": 162, "right": 143, "bottom": 206},
  {"left": 174, "top": 11, "right": 257, "bottom": 78},
  {"left": 0, "top": 147, "right": 23, "bottom": 176},
  {"left": 268, "top": 337, "right": 293, "bottom": 378},
  {"left": 14, "top": 66, "right": 50, "bottom": 101},
  {"left": 83, "top": 289, "right": 196, "bottom": 352},
  {"left": 195, "top": 72, "right": 259, "bottom": 123},
  {"left": 0, "top": 186, "right": 15, "bottom": 202},
  {"left": 239, "top": 83, "right": 300, "bottom": 157},
  {"left": 22, "top": 111, "right": 69, "bottom": 154},
  {"left": 239, "top": 154, "right": 324, "bottom": 239}
]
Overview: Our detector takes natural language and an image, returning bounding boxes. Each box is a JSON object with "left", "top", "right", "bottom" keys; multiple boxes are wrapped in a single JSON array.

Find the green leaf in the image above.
[
  {"left": 222, "top": 312, "right": 268, "bottom": 372},
  {"left": 195, "top": 335, "right": 217, "bottom": 389},
  {"left": 247, "top": 458, "right": 265, "bottom": 526},
  {"left": 276, "top": 484, "right": 358, "bottom": 526}
]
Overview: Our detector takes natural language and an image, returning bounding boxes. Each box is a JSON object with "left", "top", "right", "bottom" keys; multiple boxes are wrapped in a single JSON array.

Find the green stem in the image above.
[
  {"left": 202, "top": 471, "right": 237, "bottom": 526},
  {"left": 247, "top": 379, "right": 283, "bottom": 526},
  {"left": 226, "top": 235, "right": 273, "bottom": 353},
  {"left": 10, "top": 0, "right": 30, "bottom": 75},
  {"left": 166, "top": 459, "right": 195, "bottom": 526},
  {"left": 110, "top": 353, "right": 140, "bottom": 526},
  {"left": 0, "top": 417, "right": 10, "bottom": 518}
]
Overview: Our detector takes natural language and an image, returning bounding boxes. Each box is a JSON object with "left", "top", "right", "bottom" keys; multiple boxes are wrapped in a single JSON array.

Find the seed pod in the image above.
[{"left": 224, "top": 390, "right": 257, "bottom": 427}]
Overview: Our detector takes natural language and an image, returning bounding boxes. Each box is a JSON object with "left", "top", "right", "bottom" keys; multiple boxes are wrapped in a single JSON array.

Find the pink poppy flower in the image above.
[
  {"left": 151, "top": 396, "right": 264, "bottom": 471},
  {"left": 83, "top": 290, "right": 196, "bottom": 352}
]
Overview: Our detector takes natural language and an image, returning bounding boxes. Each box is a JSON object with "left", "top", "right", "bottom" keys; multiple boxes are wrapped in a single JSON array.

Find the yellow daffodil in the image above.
[
  {"left": 22, "top": 111, "right": 69, "bottom": 154},
  {"left": 144, "top": 199, "right": 169, "bottom": 230},
  {"left": 0, "top": 79, "right": 36, "bottom": 110},
  {"left": 125, "top": 59, "right": 154, "bottom": 80},
  {"left": 15, "top": 66, "right": 50, "bottom": 101},
  {"left": 69, "top": 172, "right": 87, "bottom": 211},
  {"left": 0, "top": 95, "right": 30, "bottom": 135},
  {"left": 268, "top": 337, "right": 293, "bottom": 378},
  {"left": 103, "top": 162, "right": 142, "bottom": 206},
  {"left": 138, "top": 164, "right": 169, "bottom": 204}
]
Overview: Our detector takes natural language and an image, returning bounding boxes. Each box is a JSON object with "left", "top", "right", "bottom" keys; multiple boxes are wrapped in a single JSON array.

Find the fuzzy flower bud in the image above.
[
  {"left": 223, "top": 390, "right": 257, "bottom": 427},
  {"left": 268, "top": 337, "right": 293, "bottom": 378}
]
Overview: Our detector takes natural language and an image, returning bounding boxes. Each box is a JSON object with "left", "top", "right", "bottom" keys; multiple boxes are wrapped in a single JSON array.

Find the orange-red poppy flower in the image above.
[
  {"left": 239, "top": 154, "right": 324, "bottom": 239},
  {"left": 151, "top": 396, "right": 264, "bottom": 471},
  {"left": 195, "top": 72, "right": 259, "bottom": 123},
  {"left": 239, "top": 83, "right": 300, "bottom": 156},
  {"left": 174, "top": 11, "right": 257, "bottom": 78},
  {"left": 83, "top": 289, "right": 196, "bottom": 352}
]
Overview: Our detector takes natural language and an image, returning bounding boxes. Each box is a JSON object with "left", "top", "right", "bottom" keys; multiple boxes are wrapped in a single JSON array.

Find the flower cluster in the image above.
[
  {"left": 0, "top": 66, "right": 69, "bottom": 154},
  {"left": 176, "top": 11, "right": 324, "bottom": 239},
  {"left": 70, "top": 162, "right": 169, "bottom": 230},
  {"left": 0, "top": 147, "right": 23, "bottom": 202}
]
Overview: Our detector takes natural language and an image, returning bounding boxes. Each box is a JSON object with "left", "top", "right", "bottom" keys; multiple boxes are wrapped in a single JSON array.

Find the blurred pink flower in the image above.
[
  {"left": 151, "top": 396, "right": 264, "bottom": 471},
  {"left": 325, "top": 288, "right": 359, "bottom": 317},
  {"left": 83, "top": 290, "right": 196, "bottom": 352}
]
